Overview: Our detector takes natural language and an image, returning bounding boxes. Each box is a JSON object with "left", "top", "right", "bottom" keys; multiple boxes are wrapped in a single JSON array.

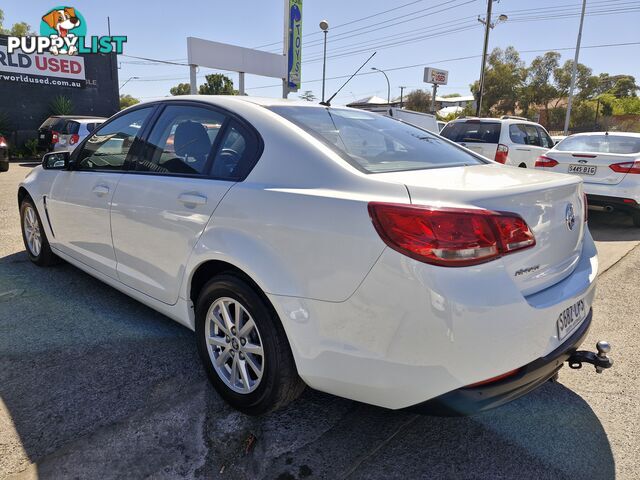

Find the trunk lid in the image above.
[
  {"left": 544, "top": 150, "right": 638, "bottom": 185},
  {"left": 373, "top": 164, "right": 586, "bottom": 296}
]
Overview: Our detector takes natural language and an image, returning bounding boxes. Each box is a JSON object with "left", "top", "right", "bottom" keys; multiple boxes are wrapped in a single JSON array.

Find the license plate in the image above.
[
  {"left": 557, "top": 299, "right": 587, "bottom": 340},
  {"left": 568, "top": 164, "right": 597, "bottom": 175}
]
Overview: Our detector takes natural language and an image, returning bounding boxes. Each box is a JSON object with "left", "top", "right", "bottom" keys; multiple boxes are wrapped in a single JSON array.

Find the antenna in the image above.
[{"left": 320, "top": 51, "right": 377, "bottom": 107}]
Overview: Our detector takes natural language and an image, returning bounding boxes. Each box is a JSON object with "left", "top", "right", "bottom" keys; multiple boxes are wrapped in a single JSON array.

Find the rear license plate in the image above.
[
  {"left": 557, "top": 299, "right": 587, "bottom": 340},
  {"left": 568, "top": 164, "right": 597, "bottom": 175}
]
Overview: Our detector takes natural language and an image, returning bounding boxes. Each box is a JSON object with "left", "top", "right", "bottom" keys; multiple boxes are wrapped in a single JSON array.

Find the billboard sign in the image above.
[
  {"left": 0, "top": 44, "right": 86, "bottom": 88},
  {"left": 287, "top": 0, "right": 302, "bottom": 92},
  {"left": 423, "top": 67, "right": 448, "bottom": 85}
]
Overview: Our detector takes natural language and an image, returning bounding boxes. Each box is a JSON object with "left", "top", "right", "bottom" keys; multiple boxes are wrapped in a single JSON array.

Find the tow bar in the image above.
[{"left": 567, "top": 340, "right": 613, "bottom": 373}]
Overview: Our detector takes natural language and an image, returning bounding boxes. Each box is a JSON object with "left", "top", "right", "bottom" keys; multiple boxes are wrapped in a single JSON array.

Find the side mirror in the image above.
[{"left": 42, "top": 151, "right": 70, "bottom": 170}]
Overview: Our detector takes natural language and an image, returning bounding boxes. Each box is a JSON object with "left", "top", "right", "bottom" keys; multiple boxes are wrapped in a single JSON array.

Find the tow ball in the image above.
[{"left": 567, "top": 341, "right": 613, "bottom": 373}]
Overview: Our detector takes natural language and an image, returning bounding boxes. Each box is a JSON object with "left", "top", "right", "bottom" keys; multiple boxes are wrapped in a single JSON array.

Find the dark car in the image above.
[
  {"left": 37, "top": 115, "right": 106, "bottom": 153},
  {"left": 0, "top": 134, "right": 8, "bottom": 172}
]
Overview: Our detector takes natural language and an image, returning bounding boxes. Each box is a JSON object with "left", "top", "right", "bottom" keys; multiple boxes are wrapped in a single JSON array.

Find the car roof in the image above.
[
  {"left": 135, "top": 95, "right": 353, "bottom": 109},
  {"left": 449, "top": 117, "right": 542, "bottom": 126},
  {"left": 568, "top": 131, "right": 640, "bottom": 138}
]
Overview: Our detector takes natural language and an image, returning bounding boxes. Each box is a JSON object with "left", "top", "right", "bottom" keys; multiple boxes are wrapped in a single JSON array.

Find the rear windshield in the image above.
[
  {"left": 268, "top": 106, "right": 484, "bottom": 173},
  {"left": 555, "top": 135, "right": 640, "bottom": 154},
  {"left": 440, "top": 121, "right": 501, "bottom": 144},
  {"left": 39, "top": 117, "right": 66, "bottom": 131}
]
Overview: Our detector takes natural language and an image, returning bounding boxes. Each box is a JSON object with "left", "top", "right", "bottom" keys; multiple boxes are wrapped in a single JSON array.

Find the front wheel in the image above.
[
  {"left": 20, "top": 197, "right": 57, "bottom": 266},
  {"left": 195, "top": 274, "right": 305, "bottom": 414}
]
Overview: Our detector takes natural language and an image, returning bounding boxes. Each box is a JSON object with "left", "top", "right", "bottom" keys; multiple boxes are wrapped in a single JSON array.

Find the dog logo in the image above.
[{"left": 40, "top": 6, "right": 87, "bottom": 55}]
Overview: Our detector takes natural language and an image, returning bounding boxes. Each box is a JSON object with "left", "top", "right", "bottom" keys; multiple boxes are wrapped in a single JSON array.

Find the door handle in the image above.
[
  {"left": 92, "top": 184, "right": 109, "bottom": 196},
  {"left": 178, "top": 193, "right": 207, "bottom": 206}
]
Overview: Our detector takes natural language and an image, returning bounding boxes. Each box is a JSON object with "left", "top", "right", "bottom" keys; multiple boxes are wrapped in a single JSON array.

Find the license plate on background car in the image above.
[
  {"left": 568, "top": 164, "right": 597, "bottom": 175},
  {"left": 557, "top": 299, "right": 587, "bottom": 340}
]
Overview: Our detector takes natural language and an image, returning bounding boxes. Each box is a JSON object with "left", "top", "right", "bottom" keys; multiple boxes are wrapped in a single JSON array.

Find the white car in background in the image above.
[
  {"left": 441, "top": 116, "right": 555, "bottom": 168},
  {"left": 18, "top": 97, "right": 611, "bottom": 415},
  {"left": 536, "top": 132, "right": 640, "bottom": 226}
]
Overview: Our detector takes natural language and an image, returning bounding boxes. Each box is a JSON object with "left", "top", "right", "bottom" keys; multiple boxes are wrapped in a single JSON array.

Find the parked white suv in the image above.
[{"left": 441, "top": 116, "right": 554, "bottom": 168}]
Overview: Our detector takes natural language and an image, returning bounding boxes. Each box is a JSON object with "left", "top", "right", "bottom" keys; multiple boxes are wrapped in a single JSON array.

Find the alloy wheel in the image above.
[{"left": 205, "top": 297, "right": 265, "bottom": 394}]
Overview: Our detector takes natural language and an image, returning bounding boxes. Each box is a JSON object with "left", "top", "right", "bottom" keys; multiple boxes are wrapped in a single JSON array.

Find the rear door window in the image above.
[{"left": 440, "top": 122, "right": 501, "bottom": 144}]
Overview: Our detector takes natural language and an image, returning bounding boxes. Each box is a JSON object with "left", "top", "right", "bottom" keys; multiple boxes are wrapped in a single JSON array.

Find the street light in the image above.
[
  {"left": 320, "top": 20, "right": 329, "bottom": 103},
  {"left": 120, "top": 76, "right": 139, "bottom": 89},
  {"left": 475, "top": 0, "right": 508, "bottom": 116},
  {"left": 371, "top": 67, "right": 390, "bottom": 104}
]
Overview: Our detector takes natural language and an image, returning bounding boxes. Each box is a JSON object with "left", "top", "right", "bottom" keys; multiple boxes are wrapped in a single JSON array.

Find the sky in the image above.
[{"left": 2, "top": 0, "right": 639, "bottom": 105}]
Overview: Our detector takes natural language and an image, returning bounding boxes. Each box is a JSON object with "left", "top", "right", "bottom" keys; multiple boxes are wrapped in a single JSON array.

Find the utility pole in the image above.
[
  {"left": 476, "top": 0, "right": 493, "bottom": 117},
  {"left": 563, "top": 0, "right": 587, "bottom": 135},
  {"left": 399, "top": 86, "right": 406, "bottom": 108}
]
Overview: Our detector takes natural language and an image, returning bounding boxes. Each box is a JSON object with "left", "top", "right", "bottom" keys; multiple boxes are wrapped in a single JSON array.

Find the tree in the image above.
[
  {"left": 299, "top": 90, "right": 316, "bottom": 102},
  {"left": 170, "top": 83, "right": 191, "bottom": 96},
  {"left": 119, "top": 94, "right": 140, "bottom": 110},
  {"left": 198, "top": 74, "right": 237, "bottom": 95},
  {"left": 0, "top": 9, "right": 35, "bottom": 36},
  {"left": 521, "top": 51, "right": 560, "bottom": 118},
  {"left": 404, "top": 89, "right": 431, "bottom": 113},
  {"left": 553, "top": 60, "right": 593, "bottom": 103},
  {"left": 470, "top": 47, "right": 526, "bottom": 116}
]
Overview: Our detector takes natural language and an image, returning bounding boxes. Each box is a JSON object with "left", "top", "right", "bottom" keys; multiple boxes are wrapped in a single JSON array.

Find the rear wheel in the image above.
[
  {"left": 20, "top": 197, "right": 57, "bottom": 266},
  {"left": 195, "top": 274, "right": 305, "bottom": 414}
]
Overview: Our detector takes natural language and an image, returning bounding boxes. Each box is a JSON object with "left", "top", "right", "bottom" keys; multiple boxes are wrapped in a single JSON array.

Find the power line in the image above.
[{"left": 243, "top": 41, "right": 640, "bottom": 91}]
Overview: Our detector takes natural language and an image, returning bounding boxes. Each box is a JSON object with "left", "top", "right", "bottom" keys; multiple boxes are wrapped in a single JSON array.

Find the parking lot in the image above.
[{"left": 1, "top": 163, "right": 639, "bottom": 479}]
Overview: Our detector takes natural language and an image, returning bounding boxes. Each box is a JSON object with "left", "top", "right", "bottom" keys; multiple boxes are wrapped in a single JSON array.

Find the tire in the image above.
[
  {"left": 632, "top": 212, "right": 640, "bottom": 228},
  {"left": 195, "top": 274, "right": 305, "bottom": 414},
  {"left": 20, "top": 196, "right": 58, "bottom": 266}
]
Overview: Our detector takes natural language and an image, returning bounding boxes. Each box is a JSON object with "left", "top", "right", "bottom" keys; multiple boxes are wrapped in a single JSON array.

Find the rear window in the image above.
[
  {"left": 39, "top": 117, "right": 66, "bottom": 131},
  {"left": 268, "top": 106, "right": 485, "bottom": 173},
  {"left": 555, "top": 135, "right": 640, "bottom": 154},
  {"left": 62, "top": 121, "right": 80, "bottom": 134},
  {"left": 440, "top": 121, "right": 501, "bottom": 144}
]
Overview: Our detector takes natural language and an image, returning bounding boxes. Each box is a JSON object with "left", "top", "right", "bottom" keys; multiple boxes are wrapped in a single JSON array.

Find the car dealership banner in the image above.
[
  {"left": 287, "top": 0, "right": 302, "bottom": 92},
  {"left": 0, "top": 45, "right": 86, "bottom": 88}
]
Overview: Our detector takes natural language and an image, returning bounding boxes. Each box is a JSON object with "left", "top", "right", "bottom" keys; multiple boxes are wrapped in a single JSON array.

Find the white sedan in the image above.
[
  {"left": 18, "top": 96, "right": 610, "bottom": 415},
  {"left": 536, "top": 132, "right": 640, "bottom": 226}
]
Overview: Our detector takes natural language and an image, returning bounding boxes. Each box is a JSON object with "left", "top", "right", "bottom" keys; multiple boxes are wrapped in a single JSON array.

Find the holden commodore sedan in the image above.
[{"left": 18, "top": 96, "right": 611, "bottom": 415}]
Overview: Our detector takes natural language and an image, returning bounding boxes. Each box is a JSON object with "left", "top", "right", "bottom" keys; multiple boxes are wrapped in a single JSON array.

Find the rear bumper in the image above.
[
  {"left": 587, "top": 194, "right": 640, "bottom": 212},
  {"left": 410, "top": 309, "right": 592, "bottom": 416}
]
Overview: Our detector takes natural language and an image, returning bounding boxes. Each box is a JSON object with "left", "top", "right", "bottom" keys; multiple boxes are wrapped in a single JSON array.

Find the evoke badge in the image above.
[
  {"left": 566, "top": 203, "right": 576, "bottom": 231},
  {"left": 515, "top": 265, "right": 540, "bottom": 276}
]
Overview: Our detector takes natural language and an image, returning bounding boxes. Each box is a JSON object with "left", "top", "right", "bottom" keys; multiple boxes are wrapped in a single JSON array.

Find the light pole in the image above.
[
  {"left": 120, "top": 76, "right": 139, "bottom": 89},
  {"left": 371, "top": 67, "right": 390, "bottom": 104},
  {"left": 476, "top": 2, "right": 507, "bottom": 116},
  {"left": 320, "top": 20, "right": 329, "bottom": 103},
  {"left": 563, "top": 0, "right": 587, "bottom": 135}
]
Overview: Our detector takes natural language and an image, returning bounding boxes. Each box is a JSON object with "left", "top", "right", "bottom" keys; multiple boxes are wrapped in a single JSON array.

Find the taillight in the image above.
[
  {"left": 0, "top": 136, "right": 6, "bottom": 148},
  {"left": 494, "top": 144, "right": 508, "bottom": 164},
  {"left": 368, "top": 203, "right": 536, "bottom": 267},
  {"left": 51, "top": 131, "right": 59, "bottom": 144},
  {"left": 535, "top": 155, "right": 559, "bottom": 168},
  {"left": 69, "top": 133, "right": 80, "bottom": 145},
  {"left": 610, "top": 160, "right": 640, "bottom": 174}
]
